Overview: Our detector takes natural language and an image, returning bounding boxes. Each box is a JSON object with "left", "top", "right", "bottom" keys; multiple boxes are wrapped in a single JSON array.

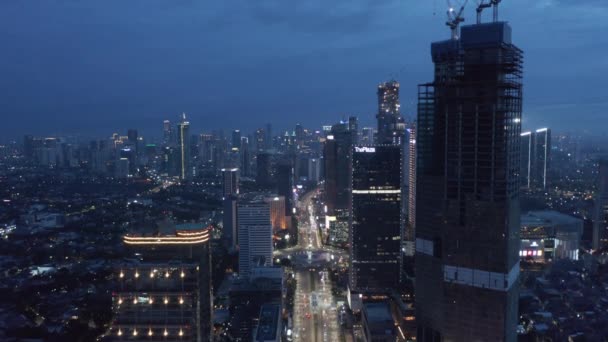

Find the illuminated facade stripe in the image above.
[
  {"left": 124, "top": 234, "right": 209, "bottom": 241},
  {"left": 123, "top": 238, "right": 209, "bottom": 245},
  {"left": 123, "top": 228, "right": 211, "bottom": 245},
  {"left": 352, "top": 189, "right": 401, "bottom": 194}
]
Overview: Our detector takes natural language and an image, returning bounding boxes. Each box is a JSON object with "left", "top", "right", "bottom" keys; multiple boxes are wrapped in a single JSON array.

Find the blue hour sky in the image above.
[{"left": 0, "top": 0, "right": 606, "bottom": 139}]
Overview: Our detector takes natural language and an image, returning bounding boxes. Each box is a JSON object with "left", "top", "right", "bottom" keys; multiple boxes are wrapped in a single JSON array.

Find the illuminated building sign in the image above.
[{"left": 355, "top": 147, "right": 376, "bottom": 153}]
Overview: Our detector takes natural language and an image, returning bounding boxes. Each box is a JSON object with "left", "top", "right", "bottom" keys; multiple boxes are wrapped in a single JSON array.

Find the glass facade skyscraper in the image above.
[{"left": 349, "top": 145, "right": 402, "bottom": 293}]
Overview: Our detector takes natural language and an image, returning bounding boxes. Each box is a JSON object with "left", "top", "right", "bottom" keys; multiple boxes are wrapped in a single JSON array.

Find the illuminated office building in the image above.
[
  {"left": 238, "top": 201, "right": 273, "bottom": 278},
  {"left": 349, "top": 145, "right": 402, "bottom": 293},
  {"left": 376, "top": 80, "right": 406, "bottom": 145},
  {"left": 110, "top": 225, "right": 213, "bottom": 342},
  {"left": 222, "top": 168, "right": 239, "bottom": 197},
  {"left": 404, "top": 124, "right": 417, "bottom": 257},
  {"left": 265, "top": 196, "right": 287, "bottom": 231}
]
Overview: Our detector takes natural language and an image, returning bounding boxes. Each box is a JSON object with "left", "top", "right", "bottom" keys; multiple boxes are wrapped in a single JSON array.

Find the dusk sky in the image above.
[{"left": 1, "top": 0, "right": 606, "bottom": 139}]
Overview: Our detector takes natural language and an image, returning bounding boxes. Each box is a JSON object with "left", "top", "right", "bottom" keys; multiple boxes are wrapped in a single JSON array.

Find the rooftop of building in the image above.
[
  {"left": 521, "top": 211, "right": 583, "bottom": 228},
  {"left": 364, "top": 302, "right": 393, "bottom": 323}
]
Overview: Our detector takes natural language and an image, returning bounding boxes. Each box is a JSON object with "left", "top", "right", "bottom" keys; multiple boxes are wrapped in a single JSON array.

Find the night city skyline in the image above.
[
  {"left": 2, "top": 1, "right": 608, "bottom": 342},
  {"left": 1, "top": 0, "right": 607, "bottom": 139}
]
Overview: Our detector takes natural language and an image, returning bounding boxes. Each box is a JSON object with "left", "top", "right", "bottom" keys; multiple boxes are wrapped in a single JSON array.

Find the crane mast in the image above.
[{"left": 476, "top": 0, "right": 502, "bottom": 23}]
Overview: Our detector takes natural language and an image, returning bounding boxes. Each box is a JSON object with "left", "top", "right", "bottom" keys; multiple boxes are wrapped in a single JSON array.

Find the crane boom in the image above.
[{"left": 446, "top": 0, "right": 469, "bottom": 40}]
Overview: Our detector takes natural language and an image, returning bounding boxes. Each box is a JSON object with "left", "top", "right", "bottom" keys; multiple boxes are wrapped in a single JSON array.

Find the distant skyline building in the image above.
[
  {"left": 254, "top": 128, "right": 266, "bottom": 152},
  {"left": 265, "top": 123, "right": 273, "bottom": 150},
  {"left": 265, "top": 195, "right": 287, "bottom": 231},
  {"left": 593, "top": 159, "right": 608, "bottom": 250},
  {"left": 177, "top": 114, "right": 191, "bottom": 180},
  {"left": 415, "top": 20, "right": 523, "bottom": 341},
  {"left": 110, "top": 225, "right": 213, "bottom": 341},
  {"left": 256, "top": 152, "right": 272, "bottom": 186},
  {"left": 116, "top": 158, "right": 130, "bottom": 179},
  {"left": 163, "top": 120, "right": 172, "bottom": 146},
  {"left": 349, "top": 145, "right": 402, "bottom": 293},
  {"left": 232, "top": 130, "right": 241, "bottom": 150},
  {"left": 237, "top": 201, "right": 273, "bottom": 278},
  {"left": 520, "top": 128, "right": 551, "bottom": 191},
  {"left": 534, "top": 128, "right": 551, "bottom": 190},
  {"left": 276, "top": 160, "right": 293, "bottom": 216},
  {"left": 222, "top": 168, "right": 239, "bottom": 198},
  {"left": 376, "top": 80, "right": 406, "bottom": 145}
]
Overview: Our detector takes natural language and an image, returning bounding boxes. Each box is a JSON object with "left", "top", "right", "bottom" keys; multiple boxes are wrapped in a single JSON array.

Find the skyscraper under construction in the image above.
[{"left": 415, "top": 12, "right": 523, "bottom": 342}]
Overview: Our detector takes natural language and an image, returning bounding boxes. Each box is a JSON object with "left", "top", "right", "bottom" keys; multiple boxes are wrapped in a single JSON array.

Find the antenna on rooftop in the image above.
[{"left": 446, "top": 0, "right": 469, "bottom": 40}]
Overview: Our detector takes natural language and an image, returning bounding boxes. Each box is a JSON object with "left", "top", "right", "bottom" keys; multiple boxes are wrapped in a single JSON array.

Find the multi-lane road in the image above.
[{"left": 288, "top": 188, "right": 343, "bottom": 342}]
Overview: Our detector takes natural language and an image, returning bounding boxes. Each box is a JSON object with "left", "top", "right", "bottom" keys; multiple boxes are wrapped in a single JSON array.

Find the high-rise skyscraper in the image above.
[
  {"left": 163, "top": 120, "right": 172, "bottom": 146},
  {"left": 110, "top": 225, "right": 213, "bottom": 341},
  {"left": 237, "top": 201, "right": 273, "bottom": 278},
  {"left": 376, "top": 80, "right": 406, "bottom": 145},
  {"left": 593, "top": 159, "right": 608, "bottom": 250},
  {"left": 256, "top": 152, "right": 272, "bottom": 186},
  {"left": 405, "top": 124, "right": 417, "bottom": 257},
  {"left": 276, "top": 160, "right": 293, "bottom": 216},
  {"left": 415, "top": 19, "right": 522, "bottom": 341},
  {"left": 254, "top": 128, "right": 266, "bottom": 152},
  {"left": 265, "top": 195, "right": 287, "bottom": 231},
  {"left": 533, "top": 128, "right": 551, "bottom": 190},
  {"left": 199, "top": 134, "right": 214, "bottom": 164},
  {"left": 520, "top": 128, "right": 551, "bottom": 191},
  {"left": 222, "top": 168, "right": 239, "bottom": 197},
  {"left": 177, "top": 114, "right": 191, "bottom": 180},
  {"left": 349, "top": 145, "right": 402, "bottom": 293},
  {"left": 324, "top": 122, "right": 356, "bottom": 215},
  {"left": 240, "top": 137, "right": 251, "bottom": 176},
  {"left": 232, "top": 130, "right": 241, "bottom": 150},
  {"left": 265, "top": 123, "right": 273, "bottom": 150},
  {"left": 520, "top": 131, "right": 533, "bottom": 189}
]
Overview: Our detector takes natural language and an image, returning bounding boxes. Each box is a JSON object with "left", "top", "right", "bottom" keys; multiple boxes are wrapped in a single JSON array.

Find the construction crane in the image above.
[
  {"left": 446, "top": 0, "right": 469, "bottom": 40},
  {"left": 476, "top": 0, "right": 501, "bottom": 23}
]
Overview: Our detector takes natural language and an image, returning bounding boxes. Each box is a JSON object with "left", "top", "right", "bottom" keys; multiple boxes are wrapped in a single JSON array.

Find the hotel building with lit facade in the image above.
[{"left": 109, "top": 224, "right": 212, "bottom": 342}]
